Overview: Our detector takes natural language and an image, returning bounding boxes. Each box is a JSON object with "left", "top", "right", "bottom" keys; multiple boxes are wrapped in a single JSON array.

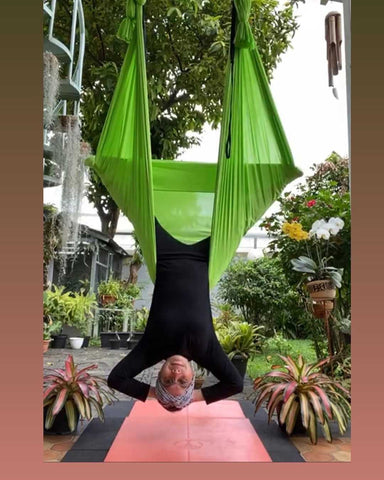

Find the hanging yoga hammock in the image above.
[{"left": 88, "top": 0, "right": 302, "bottom": 288}]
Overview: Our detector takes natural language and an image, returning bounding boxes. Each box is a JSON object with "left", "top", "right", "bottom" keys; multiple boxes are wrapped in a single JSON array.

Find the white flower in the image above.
[
  {"left": 327, "top": 224, "right": 340, "bottom": 235},
  {"left": 309, "top": 219, "right": 327, "bottom": 236},
  {"left": 315, "top": 228, "right": 330, "bottom": 240},
  {"left": 328, "top": 217, "right": 344, "bottom": 230}
]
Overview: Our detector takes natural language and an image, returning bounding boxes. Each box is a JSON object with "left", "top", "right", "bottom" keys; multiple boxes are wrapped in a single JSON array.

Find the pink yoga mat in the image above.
[{"left": 104, "top": 400, "right": 272, "bottom": 462}]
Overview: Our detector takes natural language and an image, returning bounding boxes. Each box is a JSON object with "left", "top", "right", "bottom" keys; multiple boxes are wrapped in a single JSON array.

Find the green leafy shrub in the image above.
[{"left": 218, "top": 256, "right": 307, "bottom": 337}]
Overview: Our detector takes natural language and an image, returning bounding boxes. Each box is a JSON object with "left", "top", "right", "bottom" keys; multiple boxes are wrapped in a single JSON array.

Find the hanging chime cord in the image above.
[{"left": 225, "top": 1, "right": 237, "bottom": 160}]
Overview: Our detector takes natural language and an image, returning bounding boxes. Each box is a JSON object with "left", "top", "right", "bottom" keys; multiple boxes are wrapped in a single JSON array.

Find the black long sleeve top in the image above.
[{"left": 107, "top": 219, "right": 243, "bottom": 404}]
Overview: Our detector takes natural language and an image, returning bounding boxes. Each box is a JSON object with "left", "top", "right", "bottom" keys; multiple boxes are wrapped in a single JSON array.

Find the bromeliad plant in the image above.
[
  {"left": 217, "top": 321, "right": 264, "bottom": 360},
  {"left": 43, "top": 354, "right": 118, "bottom": 432},
  {"left": 284, "top": 217, "right": 345, "bottom": 288},
  {"left": 252, "top": 355, "right": 351, "bottom": 444}
]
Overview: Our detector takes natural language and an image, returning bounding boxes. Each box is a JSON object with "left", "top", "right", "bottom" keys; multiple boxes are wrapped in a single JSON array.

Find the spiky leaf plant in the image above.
[
  {"left": 252, "top": 355, "right": 351, "bottom": 444},
  {"left": 43, "top": 354, "right": 118, "bottom": 432}
]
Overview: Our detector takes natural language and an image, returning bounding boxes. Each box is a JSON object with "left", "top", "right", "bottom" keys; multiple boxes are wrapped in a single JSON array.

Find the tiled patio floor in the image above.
[{"left": 43, "top": 347, "right": 350, "bottom": 462}]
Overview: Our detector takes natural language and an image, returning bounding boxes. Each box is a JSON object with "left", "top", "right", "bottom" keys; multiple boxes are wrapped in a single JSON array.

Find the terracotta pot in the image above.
[
  {"left": 43, "top": 339, "right": 51, "bottom": 353},
  {"left": 312, "top": 300, "right": 334, "bottom": 318},
  {"left": 100, "top": 294, "right": 117, "bottom": 306},
  {"left": 306, "top": 280, "right": 336, "bottom": 300}
]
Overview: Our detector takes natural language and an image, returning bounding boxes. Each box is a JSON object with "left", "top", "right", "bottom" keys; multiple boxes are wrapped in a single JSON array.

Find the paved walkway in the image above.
[{"left": 43, "top": 346, "right": 350, "bottom": 462}]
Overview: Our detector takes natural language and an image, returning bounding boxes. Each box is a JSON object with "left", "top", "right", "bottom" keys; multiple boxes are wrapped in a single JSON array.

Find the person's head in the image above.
[{"left": 155, "top": 355, "right": 195, "bottom": 411}]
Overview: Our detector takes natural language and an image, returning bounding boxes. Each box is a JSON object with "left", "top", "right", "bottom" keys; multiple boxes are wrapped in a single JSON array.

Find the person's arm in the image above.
[
  {"left": 107, "top": 337, "right": 160, "bottom": 402},
  {"left": 199, "top": 336, "right": 244, "bottom": 405}
]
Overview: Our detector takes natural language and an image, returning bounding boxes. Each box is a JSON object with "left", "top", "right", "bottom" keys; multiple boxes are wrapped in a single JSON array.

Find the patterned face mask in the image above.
[{"left": 155, "top": 375, "right": 195, "bottom": 412}]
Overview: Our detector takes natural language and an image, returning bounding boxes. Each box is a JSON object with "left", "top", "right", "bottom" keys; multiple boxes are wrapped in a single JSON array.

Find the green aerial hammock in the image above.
[{"left": 88, "top": 0, "right": 302, "bottom": 288}]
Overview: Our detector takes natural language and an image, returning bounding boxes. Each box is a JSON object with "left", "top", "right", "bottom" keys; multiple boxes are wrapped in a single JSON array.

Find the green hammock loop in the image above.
[
  {"left": 233, "top": 0, "right": 255, "bottom": 49},
  {"left": 93, "top": 3, "right": 302, "bottom": 288},
  {"left": 117, "top": 0, "right": 147, "bottom": 43}
]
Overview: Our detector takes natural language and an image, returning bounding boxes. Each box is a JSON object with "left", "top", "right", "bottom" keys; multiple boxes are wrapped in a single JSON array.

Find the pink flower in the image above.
[{"left": 307, "top": 200, "right": 316, "bottom": 208}]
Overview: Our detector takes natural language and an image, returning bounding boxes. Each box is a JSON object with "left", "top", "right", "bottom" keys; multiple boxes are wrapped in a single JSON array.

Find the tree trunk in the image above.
[
  {"left": 99, "top": 204, "right": 120, "bottom": 238},
  {"left": 128, "top": 260, "right": 142, "bottom": 285}
]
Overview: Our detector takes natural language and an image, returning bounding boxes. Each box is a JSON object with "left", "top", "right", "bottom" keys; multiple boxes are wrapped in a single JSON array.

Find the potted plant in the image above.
[
  {"left": 97, "top": 278, "right": 121, "bottom": 306},
  {"left": 192, "top": 362, "right": 209, "bottom": 389},
  {"left": 66, "top": 289, "right": 97, "bottom": 349},
  {"left": 285, "top": 218, "right": 344, "bottom": 303},
  {"left": 252, "top": 355, "right": 351, "bottom": 444},
  {"left": 216, "top": 321, "right": 263, "bottom": 378},
  {"left": 43, "top": 285, "right": 71, "bottom": 348},
  {"left": 43, "top": 316, "right": 62, "bottom": 353},
  {"left": 43, "top": 354, "right": 118, "bottom": 435},
  {"left": 129, "top": 307, "right": 149, "bottom": 348}
]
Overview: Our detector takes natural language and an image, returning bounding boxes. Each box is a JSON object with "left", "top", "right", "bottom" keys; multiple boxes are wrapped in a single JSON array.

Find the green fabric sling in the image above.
[{"left": 88, "top": 0, "right": 302, "bottom": 288}]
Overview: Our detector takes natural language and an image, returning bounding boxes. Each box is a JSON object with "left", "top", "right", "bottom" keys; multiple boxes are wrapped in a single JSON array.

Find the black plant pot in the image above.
[
  {"left": 43, "top": 405, "right": 79, "bottom": 435},
  {"left": 51, "top": 334, "right": 68, "bottom": 349},
  {"left": 276, "top": 402, "right": 307, "bottom": 435},
  {"left": 82, "top": 336, "right": 90, "bottom": 348},
  {"left": 116, "top": 333, "right": 131, "bottom": 348},
  {"left": 231, "top": 355, "right": 248, "bottom": 378},
  {"left": 110, "top": 339, "right": 121, "bottom": 349},
  {"left": 100, "top": 332, "right": 120, "bottom": 348}
]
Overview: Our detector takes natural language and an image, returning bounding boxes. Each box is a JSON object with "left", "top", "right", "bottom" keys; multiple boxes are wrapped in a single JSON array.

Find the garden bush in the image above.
[{"left": 218, "top": 256, "right": 307, "bottom": 337}]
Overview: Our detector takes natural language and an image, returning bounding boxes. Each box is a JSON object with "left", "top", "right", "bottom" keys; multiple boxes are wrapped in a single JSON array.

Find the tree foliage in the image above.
[{"left": 52, "top": 0, "right": 301, "bottom": 236}]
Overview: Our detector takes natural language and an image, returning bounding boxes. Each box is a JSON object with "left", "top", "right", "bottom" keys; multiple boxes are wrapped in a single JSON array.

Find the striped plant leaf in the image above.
[
  {"left": 298, "top": 392, "right": 310, "bottom": 429},
  {"left": 308, "top": 408, "right": 318, "bottom": 444},
  {"left": 330, "top": 402, "right": 347, "bottom": 433},
  {"left": 280, "top": 393, "right": 297, "bottom": 424},
  {"left": 268, "top": 393, "right": 284, "bottom": 423},
  {"left": 65, "top": 399, "right": 77, "bottom": 432},
  {"left": 52, "top": 388, "right": 69, "bottom": 416},
  {"left": 283, "top": 382, "right": 298, "bottom": 402},
  {"left": 255, "top": 384, "right": 278, "bottom": 411},
  {"left": 266, "top": 384, "right": 286, "bottom": 411},
  {"left": 307, "top": 390, "right": 325, "bottom": 424},
  {"left": 312, "top": 386, "right": 332, "bottom": 418},
  {"left": 43, "top": 384, "right": 59, "bottom": 400},
  {"left": 44, "top": 403, "right": 54, "bottom": 430},
  {"left": 285, "top": 400, "right": 299, "bottom": 435},
  {"left": 322, "top": 417, "right": 332, "bottom": 443},
  {"left": 83, "top": 396, "right": 91, "bottom": 419},
  {"left": 89, "top": 397, "right": 105, "bottom": 422},
  {"left": 72, "top": 391, "right": 86, "bottom": 418}
]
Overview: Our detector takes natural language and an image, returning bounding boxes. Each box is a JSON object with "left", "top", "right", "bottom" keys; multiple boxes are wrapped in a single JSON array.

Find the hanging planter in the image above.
[
  {"left": 311, "top": 300, "right": 335, "bottom": 319},
  {"left": 306, "top": 279, "right": 336, "bottom": 300}
]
